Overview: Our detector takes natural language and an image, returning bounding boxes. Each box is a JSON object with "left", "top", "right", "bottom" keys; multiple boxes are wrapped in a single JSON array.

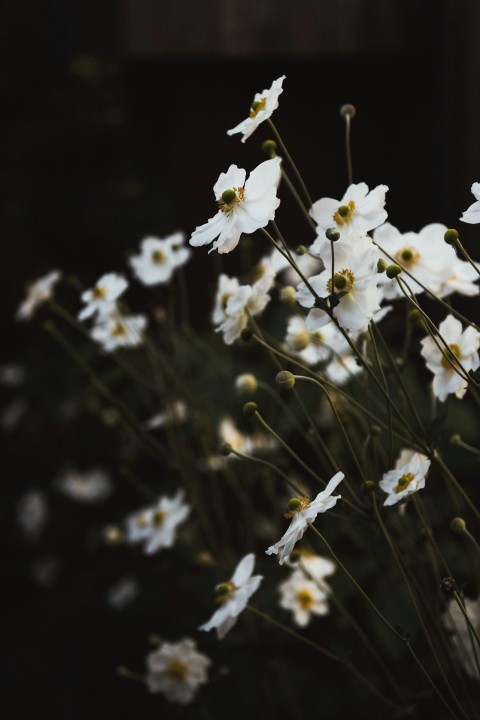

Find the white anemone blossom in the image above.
[
  {"left": 227, "top": 75, "right": 286, "bottom": 143},
  {"left": 379, "top": 449, "right": 431, "bottom": 506},
  {"left": 129, "top": 233, "right": 190, "bottom": 286},
  {"left": 90, "top": 311, "right": 147, "bottom": 353},
  {"left": 310, "top": 182, "right": 388, "bottom": 245},
  {"left": 217, "top": 275, "right": 273, "bottom": 345},
  {"left": 278, "top": 568, "right": 331, "bottom": 627},
  {"left": 199, "top": 554, "right": 263, "bottom": 639},
  {"left": 460, "top": 182, "right": 480, "bottom": 224},
  {"left": 189, "top": 158, "right": 281, "bottom": 254},
  {"left": 16, "top": 270, "right": 61, "bottom": 321},
  {"left": 420, "top": 314, "right": 480, "bottom": 402},
  {"left": 442, "top": 596, "right": 480, "bottom": 680},
  {"left": 56, "top": 467, "right": 113, "bottom": 503},
  {"left": 125, "top": 490, "right": 191, "bottom": 555},
  {"left": 296, "top": 234, "right": 380, "bottom": 333},
  {"left": 266, "top": 472, "right": 344, "bottom": 564},
  {"left": 146, "top": 638, "right": 211, "bottom": 704},
  {"left": 78, "top": 273, "right": 128, "bottom": 321},
  {"left": 212, "top": 274, "right": 241, "bottom": 327}
]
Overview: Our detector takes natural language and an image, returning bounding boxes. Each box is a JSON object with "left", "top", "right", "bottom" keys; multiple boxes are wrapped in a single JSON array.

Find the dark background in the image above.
[{"left": 2, "top": 1, "right": 480, "bottom": 718}]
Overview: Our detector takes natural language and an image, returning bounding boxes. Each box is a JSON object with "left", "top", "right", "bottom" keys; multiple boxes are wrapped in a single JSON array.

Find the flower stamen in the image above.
[
  {"left": 394, "top": 472, "right": 415, "bottom": 494},
  {"left": 217, "top": 187, "right": 246, "bottom": 214},
  {"left": 249, "top": 97, "right": 267, "bottom": 118},
  {"left": 284, "top": 496, "right": 311, "bottom": 519},
  {"left": 441, "top": 343, "right": 461, "bottom": 369},
  {"left": 326, "top": 268, "right": 355, "bottom": 295},
  {"left": 394, "top": 246, "right": 420, "bottom": 268},
  {"left": 165, "top": 659, "right": 188, "bottom": 683}
]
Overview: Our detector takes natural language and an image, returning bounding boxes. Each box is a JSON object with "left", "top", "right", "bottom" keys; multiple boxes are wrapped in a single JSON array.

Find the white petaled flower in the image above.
[
  {"left": 227, "top": 75, "right": 286, "bottom": 143},
  {"left": 189, "top": 158, "right": 282, "bottom": 254},
  {"left": 278, "top": 568, "right": 330, "bottom": 627},
  {"left": 146, "top": 638, "right": 211, "bottom": 704},
  {"left": 129, "top": 233, "right": 190, "bottom": 286},
  {"left": 17, "top": 490, "right": 49, "bottom": 541},
  {"left": 144, "top": 401, "right": 188, "bottom": 430},
  {"left": 90, "top": 311, "right": 147, "bottom": 353},
  {"left": 266, "top": 472, "right": 344, "bottom": 564},
  {"left": 217, "top": 275, "right": 273, "bottom": 345},
  {"left": 212, "top": 274, "right": 240, "bottom": 326},
  {"left": 379, "top": 449, "right": 431, "bottom": 506},
  {"left": 442, "top": 596, "right": 480, "bottom": 680},
  {"left": 420, "top": 314, "right": 480, "bottom": 402},
  {"left": 16, "top": 270, "right": 61, "bottom": 321},
  {"left": 126, "top": 490, "right": 191, "bottom": 555},
  {"left": 200, "top": 553, "right": 263, "bottom": 639},
  {"left": 310, "top": 182, "right": 388, "bottom": 243},
  {"left": 438, "top": 256, "right": 480, "bottom": 298},
  {"left": 460, "top": 182, "right": 480, "bottom": 224},
  {"left": 105, "top": 576, "right": 139, "bottom": 610},
  {"left": 288, "top": 550, "right": 336, "bottom": 585},
  {"left": 198, "top": 417, "right": 277, "bottom": 472},
  {"left": 78, "top": 273, "right": 128, "bottom": 321},
  {"left": 296, "top": 234, "right": 380, "bottom": 333},
  {"left": 56, "top": 467, "right": 113, "bottom": 503}
]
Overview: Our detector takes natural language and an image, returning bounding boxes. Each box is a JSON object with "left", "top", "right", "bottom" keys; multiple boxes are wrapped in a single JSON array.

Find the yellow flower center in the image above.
[
  {"left": 290, "top": 329, "right": 310, "bottom": 352},
  {"left": 217, "top": 187, "right": 246, "bottom": 214},
  {"left": 215, "top": 579, "right": 237, "bottom": 604},
  {"left": 152, "top": 509, "right": 167, "bottom": 529},
  {"left": 250, "top": 97, "right": 267, "bottom": 118},
  {"left": 394, "top": 246, "right": 420, "bottom": 268},
  {"left": 326, "top": 268, "right": 355, "bottom": 295},
  {"left": 394, "top": 472, "right": 415, "bottom": 494},
  {"left": 296, "top": 589, "right": 315, "bottom": 610},
  {"left": 333, "top": 200, "right": 356, "bottom": 226},
  {"left": 92, "top": 285, "right": 106, "bottom": 299},
  {"left": 165, "top": 659, "right": 188, "bottom": 683},
  {"left": 112, "top": 322, "right": 127, "bottom": 337},
  {"left": 152, "top": 249, "right": 166, "bottom": 264},
  {"left": 441, "top": 343, "right": 461, "bottom": 370},
  {"left": 284, "top": 496, "right": 311, "bottom": 519},
  {"left": 136, "top": 513, "right": 149, "bottom": 529}
]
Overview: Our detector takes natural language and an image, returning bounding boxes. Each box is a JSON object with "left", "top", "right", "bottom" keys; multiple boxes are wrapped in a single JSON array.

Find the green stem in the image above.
[{"left": 266, "top": 119, "right": 313, "bottom": 207}]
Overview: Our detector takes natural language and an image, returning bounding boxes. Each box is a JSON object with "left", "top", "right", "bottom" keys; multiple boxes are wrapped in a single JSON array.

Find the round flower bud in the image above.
[
  {"left": 444, "top": 228, "right": 459, "bottom": 246},
  {"left": 296, "top": 245, "right": 307, "bottom": 255},
  {"left": 243, "top": 401, "right": 258, "bottom": 418},
  {"left": 386, "top": 263, "right": 402, "bottom": 279},
  {"left": 234, "top": 373, "right": 258, "bottom": 395},
  {"left": 219, "top": 442, "right": 233, "bottom": 456},
  {"left": 215, "top": 582, "right": 232, "bottom": 596},
  {"left": 450, "top": 517, "right": 466, "bottom": 534},
  {"left": 325, "top": 228, "right": 340, "bottom": 242},
  {"left": 221, "top": 189, "right": 237, "bottom": 205},
  {"left": 280, "top": 286, "right": 296, "bottom": 303},
  {"left": 276, "top": 370, "right": 296, "bottom": 389},
  {"left": 440, "top": 577, "right": 456, "bottom": 597},
  {"left": 289, "top": 329, "right": 310, "bottom": 352},
  {"left": 409, "top": 309, "right": 421, "bottom": 322},
  {"left": 377, "top": 259, "right": 388, "bottom": 273},
  {"left": 287, "top": 497, "right": 302, "bottom": 511},
  {"left": 262, "top": 139, "right": 277, "bottom": 155},
  {"left": 340, "top": 104, "right": 357, "bottom": 118},
  {"left": 370, "top": 425, "right": 381, "bottom": 436},
  {"left": 362, "top": 480, "right": 375, "bottom": 493},
  {"left": 450, "top": 433, "right": 462, "bottom": 446},
  {"left": 240, "top": 327, "right": 253, "bottom": 342}
]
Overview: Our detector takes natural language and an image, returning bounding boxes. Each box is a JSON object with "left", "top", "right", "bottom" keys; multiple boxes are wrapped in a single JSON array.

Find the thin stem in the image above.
[
  {"left": 344, "top": 112, "right": 353, "bottom": 185},
  {"left": 279, "top": 165, "right": 317, "bottom": 231},
  {"left": 368, "top": 326, "right": 393, "bottom": 465},
  {"left": 434, "top": 453, "right": 480, "bottom": 524},
  {"left": 455, "top": 239, "right": 480, "bottom": 278},
  {"left": 266, "top": 119, "right": 313, "bottom": 207},
  {"left": 228, "top": 448, "right": 305, "bottom": 497}
]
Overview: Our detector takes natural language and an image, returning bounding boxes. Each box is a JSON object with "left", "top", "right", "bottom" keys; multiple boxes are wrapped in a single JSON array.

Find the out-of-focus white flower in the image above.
[
  {"left": 266, "top": 472, "right": 344, "bottom": 564},
  {"left": 105, "top": 576, "right": 139, "bottom": 610},
  {"left": 17, "top": 490, "right": 48, "bottom": 541},
  {"left": 0, "top": 364, "right": 25, "bottom": 387},
  {"left": 56, "top": 467, "right": 113, "bottom": 503},
  {"left": 78, "top": 273, "right": 128, "bottom": 321},
  {"left": 310, "top": 183, "right": 388, "bottom": 243},
  {"left": 190, "top": 158, "right": 282, "bottom": 254},
  {"left": 460, "top": 182, "right": 480, "bottom": 224},
  {"left": 198, "top": 417, "right": 277, "bottom": 472},
  {"left": 217, "top": 275, "right": 273, "bottom": 345},
  {"left": 279, "top": 568, "right": 330, "bottom": 627},
  {"left": 126, "top": 490, "right": 191, "bottom": 555},
  {"left": 91, "top": 311, "right": 147, "bottom": 352},
  {"left": 212, "top": 274, "right": 241, "bottom": 326},
  {"left": 380, "top": 449, "right": 430, "bottom": 506},
  {"left": 129, "top": 233, "right": 190, "bottom": 286},
  {"left": 1, "top": 397, "right": 27, "bottom": 431},
  {"left": 442, "top": 596, "right": 480, "bottom": 679},
  {"left": 16, "top": 270, "right": 61, "bottom": 321},
  {"left": 227, "top": 75, "right": 286, "bottom": 143},
  {"left": 287, "top": 550, "right": 337, "bottom": 584},
  {"left": 200, "top": 554, "right": 263, "bottom": 639},
  {"left": 420, "top": 315, "right": 480, "bottom": 402},
  {"left": 146, "top": 638, "right": 211, "bottom": 704},
  {"left": 30, "top": 556, "right": 59, "bottom": 587},
  {"left": 144, "top": 401, "right": 188, "bottom": 430},
  {"left": 296, "top": 235, "right": 380, "bottom": 334}
]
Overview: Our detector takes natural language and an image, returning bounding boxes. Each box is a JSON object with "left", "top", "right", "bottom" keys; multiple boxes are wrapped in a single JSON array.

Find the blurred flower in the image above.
[
  {"left": 285, "top": 550, "right": 336, "bottom": 584},
  {"left": 278, "top": 568, "right": 330, "bottom": 627},
  {"left": 190, "top": 158, "right": 281, "bottom": 254},
  {"left": 146, "top": 638, "right": 211, "bottom": 704},
  {"left": 379, "top": 449, "right": 430, "bottom": 506},
  {"left": 105, "top": 576, "right": 139, "bottom": 610},
  {"left": 212, "top": 274, "right": 240, "bottom": 326},
  {"left": 227, "top": 75, "right": 286, "bottom": 143},
  {"left": 30, "top": 556, "right": 60, "bottom": 587},
  {"left": 460, "top": 182, "right": 480, "bottom": 224},
  {"left": 144, "top": 401, "right": 188, "bottom": 430},
  {"left": 17, "top": 490, "right": 48, "bottom": 541},
  {"left": 200, "top": 554, "right": 263, "bottom": 639},
  {"left": 420, "top": 315, "right": 480, "bottom": 401},
  {"left": 78, "top": 273, "right": 128, "bottom": 321},
  {"left": 266, "top": 472, "right": 344, "bottom": 564},
  {"left": 90, "top": 311, "right": 147, "bottom": 352},
  {"left": 0, "top": 364, "right": 25, "bottom": 387},
  {"left": 1, "top": 397, "right": 27, "bottom": 431},
  {"left": 16, "top": 270, "right": 61, "bottom": 321},
  {"left": 442, "top": 596, "right": 480, "bottom": 679},
  {"left": 56, "top": 467, "right": 113, "bottom": 503},
  {"left": 126, "top": 490, "right": 191, "bottom": 555},
  {"left": 310, "top": 182, "right": 388, "bottom": 243},
  {"left": 217, "top": 275, "right": 273, "bottom": 344},
  {"left": 129, "top": 233, "right": 190, "bottom": 286}
]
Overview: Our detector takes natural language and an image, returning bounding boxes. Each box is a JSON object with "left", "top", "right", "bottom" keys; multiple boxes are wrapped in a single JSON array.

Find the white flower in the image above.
[
  {"left": 146, "top": 638, "right": 211, "bottom": 704},
  {"left": 90, "top": 311, "right": 147, "bottom": 352},
  {"left": 310, "top": 182, "right": 388, "bottom": 243},
  {"left": 16, "top": 270, "right": 61, "bottom": 321},
  {"left": 105, "top": 576, "right": 139, "bottom": 610},
  {"left": 56, "top": 467, "right": 113, "bottom": 503},
  {"left": 296, "top": 234, "right": 380, "bottom": 333},
  {"left": 266, "top": 472, "right": 344, "bottom": 564},
  {"left": 199, "top": 417, "right": 277, "bottom": 472},
  {"left": 200, "top": 553, "right": 263, "bottom": 639},
  {"left": 279, "top": 568, "right": 331, "bottom": 627},
  {"left": 379, "top": 449, "right": 431, "bottom": 506},
  {"left": 227, "top": 75, "right": 286, "bottom": 143},
  {"left": 212, "top": 274, "right": 240, "bottom": 326},
  {"left": 78, "top": 273, "right": 128, "bottom": 321},
  {"left": 439, "top": 257, "right": 480, "bottom": 299},
  {"left": 442, "top": 596, "right": 480, "bottom": 679},
  {"left": 420, "top": 314, "right": 480, "bottom": 402},
  {"left": 129, "top": 233, "right": 190, "bottom": 286},
  {"left": 17, "top": 490, "right": 48, "bottom": 541},
  {"left": 144, "top": 401, "right": 188, "bottom": 430},
  {"left": 190, "top": 158, "right": 282, "bottom": 254},
  {"left": 460, "top": 182, "right": 480, "bottom": 224},
  {"left": 217, "top": 275, "right": 273, "bottom": 344},
  {"left": 126, "top": 490, "right": 191, "bottom": 555},
  {"left": 287, "top": 551, "right": 336, "bottom": 584}
]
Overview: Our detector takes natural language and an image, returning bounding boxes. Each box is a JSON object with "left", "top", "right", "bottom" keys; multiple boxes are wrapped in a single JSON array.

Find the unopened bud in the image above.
[
  {"left": 296, "top": 245, "right": 307, "bottom": 255},
  {"left": 289, "top": 330, "right": 310, "bottom": 352},
  {"left": 444, "top": 228, "right": 459, "bottom": 246},
  {"left": 362, "top": 480, "right": 375, "bottom": 492},
  {"left": 370, "top": 425, "right": 381, "bottom": 436},
  {"left": 386, "top": 264, "right": 402, "bottom": 279},
  {"left": 450, "top": 517, "right": 466, "bottom": 534},
  {"left": 325, "top": 228, "right": 340, "bottom": 242},
  {"left": 243, "top": 401, "right": 258, "bottom": 418},
  {"left": 219, "top": 442, "right": 232, "bottom": 456},
  {"left": 287, "top": 498, "right": 302, "bottom": 511},
  {"left": 280, "top": 286, "right": 296, "bottom": 303},
  {"left": 262, "top": 139, "right": 277, "bottom": 155},
  {"left": 103, "top": 524, "right": 124, "bottom": 545},
  {"left": 450, "top": 434, "right": 462, "bottom": 446},
  {"left": 240, "top": 327, "right": 253, "bottom": 342},
  {"left": 340, "top": 104, "right": 357, "bottom": 119},
  {"left": 377, "top": 259, "right": 388, "bottom": 273},
  {"left": 440, "top": 577, "right": 456, "bottom": 597},
  {"left": 409, "top": 309, "right": 421, "bottom": 322},
  {"left": 234, "top": 373, "right": 257, "bottom": 395},
  {"left": 276, "top": 370, "right": 295, "bottom": 389}
]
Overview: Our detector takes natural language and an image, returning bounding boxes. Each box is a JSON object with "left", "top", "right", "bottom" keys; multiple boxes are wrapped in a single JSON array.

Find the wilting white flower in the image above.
[
  {"left": 460, "top": 182, "right": 480, "bottom": 224},
  {"left": 227, "top": 75, "right": 286, "bottom": 142},
  {"left": 420, "top": 314, "right": 480, "bottom": 401},
  {"left": 144, "top": 401, "right": 188, "bottom": 430},
  {"left": 379, "top": 449, "right": 431, "bottom": 506},
  {"left": 279, "top": 568, "right": 330, "bottom": 627},
  {"left": 90, "top": 311, "right": 147, "bottom": 352},
  {"left": 129, "top": 233, "right": 190, "bottom": 286},
  {"left": 78, "top": 273, "right": 128, "bottom": 321},
  {"left": 17, "top": 490, "right": 48, "bottom": 541},
  {"left": 190, "top": 158, "right": 281, "bottom": 254},
  {"left": 146, "top": 638, "right": 211, "bottom": 704},
  {"left": 56, "top": 467, "right": 113, "bottom": 503},
  {"left": 200, "top": 554, "right": 263, "bottom": 639},
  {"left": 442, "top": 596, "right": 480, "bottom": 679},
  {"left": 105, "top": 576, "right": 139, "bottom": 610},
  {"left": 16, "top": 270, "right": 61, "bottom": 321},
  {"left": 217, "top": 275, "right": 273, "bottom": 345},
  {"left": 296, "top": 234, "right": 380, "bottom": 333},
  {"left": 266, "top": 472, "right": 344, "bottom": 564},
  {"left": 310, "top": 182, "right": 388, "bottom": 243},
  {"left": 126, "top": 490, "right": 191, "bottom": 555}
]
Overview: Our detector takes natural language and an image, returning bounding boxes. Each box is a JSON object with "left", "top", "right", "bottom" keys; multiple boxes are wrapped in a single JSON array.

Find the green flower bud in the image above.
[
  {"left": 221, "top": 189, "right": 237, "bottom": 205},
  {"left": 386, "top": 263, "right": 402, "bottom": 279},
  {"left": 219, "top": 442, "right": 233, "bottom": 456},
  {"left": 287, "top": 497, "right": 302, "bottom": 511},
  {"left": 234, "top": 373, "right": 258, "bottom": 395},
  {"left": 215, "top": 582, "right": 232, "bottom": 595},
  {"left": 240, "top": 327, "right": 253, "bottom": 342},
  {"left": 450, "top": 433, "right": 462, "bottom": 446},
  {"left": 370, "top": 425, "right": 381, "bottom": 436},
  {"left": 280, "top": 286, "right": 296, "bottom": 303},
  {"left": 326, "top": 228, "right": 340, "bottom": 242},
  {"left": 340, "top": 104, "right": 357, "bottom": 118},
  {"left": 296, "top": 245, "right": 307, "bottom": 255},
  {"left": 243, "top": 401, "right": 258, "bottom": 418},
  {"left": 262, "top": 139, "right": 277, "bottom": 155},
  {"left": 276, "top": 370, "right": 296, "bottom": 389},
  {"left": 444, "top": 228, "right": 459, "bottom": 245},
  {"left": 362, "top": 480, "right": 375, "bottom": 492},
  {"left": 377, "top": 259, "right": 388, "bottom": 273},
  {"left": 450, "top": 517, "right": 466, "bottom": 534},
  {"left": 409, "top": 308, "right": 421, "bottom": 322}
]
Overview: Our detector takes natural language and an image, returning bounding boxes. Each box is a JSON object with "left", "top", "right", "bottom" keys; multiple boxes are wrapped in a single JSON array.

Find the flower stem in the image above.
[{"left": 266, "top": 119, "right": 313, "bottom": 208}]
